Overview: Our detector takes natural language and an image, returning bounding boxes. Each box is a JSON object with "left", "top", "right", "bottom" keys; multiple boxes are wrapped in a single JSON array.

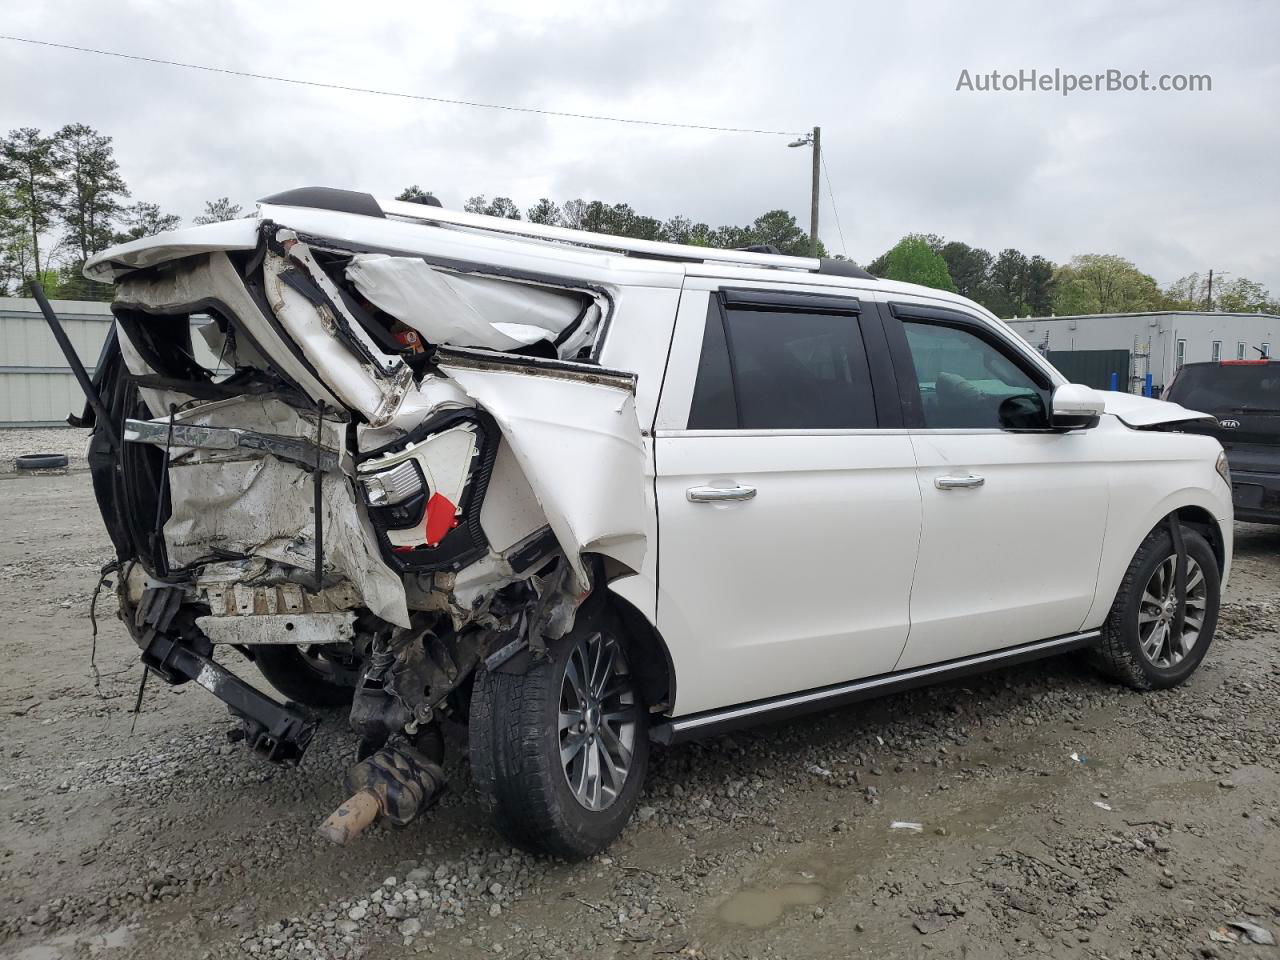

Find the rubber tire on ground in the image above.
[
  {"left": 1089, "top": 524, "right": 1220, "bottom": 690},
  {"left": 251, "top": 645, "right": 360, "bottom": 708},
  {"left": 15, "top": 453, "right": 69, "bottom": 470},
  {"left": 469, "top": 613, "right": 649, "bottom": 859}
]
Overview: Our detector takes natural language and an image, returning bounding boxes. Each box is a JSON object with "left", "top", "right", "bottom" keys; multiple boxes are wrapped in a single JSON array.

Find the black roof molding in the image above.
[
  {"left": 818, "top": 258, "right": 875, "bottom": 279},
  {"left": 258, "top": 187, "right": 385, "bottom": 219}
]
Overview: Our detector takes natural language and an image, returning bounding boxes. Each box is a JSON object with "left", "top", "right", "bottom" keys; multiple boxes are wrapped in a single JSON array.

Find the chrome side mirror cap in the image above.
[{"left": 1051, "top": 383, "right": 1105, "bottom": 430}]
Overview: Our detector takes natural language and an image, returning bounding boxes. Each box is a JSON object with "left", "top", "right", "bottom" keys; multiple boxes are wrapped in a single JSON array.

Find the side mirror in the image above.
[{"left": 1051, "top": 383, "right": 1105, "bottom": 430}]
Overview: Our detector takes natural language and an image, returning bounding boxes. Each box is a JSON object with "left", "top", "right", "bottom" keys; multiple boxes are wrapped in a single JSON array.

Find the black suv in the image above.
[{"left": 1166, "top": 359, "right": 1280, "bottom": 524}]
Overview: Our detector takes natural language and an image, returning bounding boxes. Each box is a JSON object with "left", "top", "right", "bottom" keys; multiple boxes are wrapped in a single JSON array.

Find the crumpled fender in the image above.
[
  {"left": 436, "top": 350, "right": 647, "bottom": 590},
  {"left": 1099, "top": 391, "right": 1213, "bottom": 428}
]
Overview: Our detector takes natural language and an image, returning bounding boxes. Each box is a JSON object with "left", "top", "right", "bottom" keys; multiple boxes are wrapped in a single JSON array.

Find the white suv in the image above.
[{"left": 71, "top": 187, "right": 1231, "bottom": 858}]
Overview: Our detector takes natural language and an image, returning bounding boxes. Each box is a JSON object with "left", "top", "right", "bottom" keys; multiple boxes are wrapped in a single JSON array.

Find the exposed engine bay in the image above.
[{"left": 71, "top": 209, "right": 649, "bottom": 838}]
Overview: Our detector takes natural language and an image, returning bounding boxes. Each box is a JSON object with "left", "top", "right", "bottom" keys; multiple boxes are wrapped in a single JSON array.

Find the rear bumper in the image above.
[{"left": 1230, "top": 469, "right": 1280, "bottom": 524}]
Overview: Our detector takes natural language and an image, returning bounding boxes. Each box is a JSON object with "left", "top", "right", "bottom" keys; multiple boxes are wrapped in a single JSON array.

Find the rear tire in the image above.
[
  {"left": 251, "top": 644, "right": 362, "bottom": 708},
  {"left": 1090, "top": 524, "right": 1220, "bottom": 690},
  {"left": 469, "top": 611, "right": 648, "bottom": 859}
]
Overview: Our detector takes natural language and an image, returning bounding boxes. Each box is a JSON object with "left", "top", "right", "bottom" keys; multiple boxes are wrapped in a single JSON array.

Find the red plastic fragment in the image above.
[{"left": 423, "top": 492, "right": 457, "bottom": 546}]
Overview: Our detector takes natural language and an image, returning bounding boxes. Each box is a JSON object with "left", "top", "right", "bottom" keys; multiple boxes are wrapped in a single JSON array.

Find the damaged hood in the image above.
[{"left": 1100, "top": 391, "right": 1213, "bottom": 428}]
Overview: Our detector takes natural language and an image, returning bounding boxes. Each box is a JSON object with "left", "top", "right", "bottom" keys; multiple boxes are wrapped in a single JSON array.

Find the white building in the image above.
[{"left": 1004, "top": 311, "right": 1280, "bottom": 396}]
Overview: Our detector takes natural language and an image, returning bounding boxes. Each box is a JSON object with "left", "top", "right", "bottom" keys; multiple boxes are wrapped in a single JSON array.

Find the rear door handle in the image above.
[
  {"left": 687, "top": 484, "right": 757, "bottom": 503},
  {"left": 934, "top": 474, "right": 985, "bottom": 490}
]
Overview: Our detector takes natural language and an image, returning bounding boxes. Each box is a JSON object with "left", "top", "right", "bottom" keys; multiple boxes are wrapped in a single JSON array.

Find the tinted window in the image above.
[
  {"left": 902, "top": 321, "right": 1049, "bottom": 429},
  {"left": 688, "top": 304, "right": 877, "bottom": 429},
  {"left": 1166, "top": 363, "right": 1280, "bottom": 412},
  {"left": 687, "top": 303, "right": 737, "bottom": 429}
]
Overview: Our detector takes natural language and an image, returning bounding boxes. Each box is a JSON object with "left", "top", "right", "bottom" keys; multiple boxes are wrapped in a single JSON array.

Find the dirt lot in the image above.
[{"left": 2, "top": 458, "right": 1278, "bottom": 960}]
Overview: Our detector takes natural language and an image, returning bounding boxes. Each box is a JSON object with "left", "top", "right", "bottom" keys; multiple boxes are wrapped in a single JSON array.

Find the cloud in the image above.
[{"left": 2, "top": 0, "right": 1277, "bottom": 292}]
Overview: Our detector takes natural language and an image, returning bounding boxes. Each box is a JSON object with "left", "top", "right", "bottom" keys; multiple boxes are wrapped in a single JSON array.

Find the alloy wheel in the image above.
[
  {"left": 1137, "top": 554, "right": 1208, "bottom": 669},
  {"left": 558, "top": 631, "right": 639, "bottom": 811}
]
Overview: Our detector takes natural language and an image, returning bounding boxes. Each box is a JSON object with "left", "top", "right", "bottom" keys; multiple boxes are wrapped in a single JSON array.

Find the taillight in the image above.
[{"left": 357, "top": 423, "right": 479, "bottom": 550}]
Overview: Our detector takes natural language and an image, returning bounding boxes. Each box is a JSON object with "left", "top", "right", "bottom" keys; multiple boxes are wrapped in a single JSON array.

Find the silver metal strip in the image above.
[
  {"left": 124, "top": 418, "right": 340, "bottom": 472},
  {"left": 665, "top": 631, "right": 1101, "bottom": 737}
]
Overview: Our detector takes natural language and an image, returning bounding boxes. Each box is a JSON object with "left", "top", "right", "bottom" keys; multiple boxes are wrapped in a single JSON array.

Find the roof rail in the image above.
[
  {"left": 258, "top": 188, "right": 877, "bottom": 279},
  {"left": 375, "top": 197, "right": 821, "bottom": 271}
]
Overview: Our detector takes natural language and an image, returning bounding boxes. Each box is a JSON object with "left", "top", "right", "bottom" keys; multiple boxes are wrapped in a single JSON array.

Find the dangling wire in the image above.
[{"left": 88, "top": 559, "right": 120, "bottom": 698}]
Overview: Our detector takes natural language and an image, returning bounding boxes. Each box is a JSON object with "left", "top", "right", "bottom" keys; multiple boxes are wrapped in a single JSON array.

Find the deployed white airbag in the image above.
[{"left": 346, "top": 255, "right": 595, "bottom": 354}]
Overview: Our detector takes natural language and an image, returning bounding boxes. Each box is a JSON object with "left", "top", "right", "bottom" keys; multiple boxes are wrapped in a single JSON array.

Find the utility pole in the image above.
[
  {"left": 1205, "top": 269, "right": 1228, "bottom": 311},
  {"left": 788, "top": 126, "right": 822, "bottom": 257},
  {"left": 809, "top": 126, "right": 821, "bottom": 258}
]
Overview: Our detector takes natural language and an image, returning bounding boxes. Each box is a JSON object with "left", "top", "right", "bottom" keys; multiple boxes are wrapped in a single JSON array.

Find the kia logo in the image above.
[{"left": 1219, "top": 418, "right": 1241, "bottom": 429}]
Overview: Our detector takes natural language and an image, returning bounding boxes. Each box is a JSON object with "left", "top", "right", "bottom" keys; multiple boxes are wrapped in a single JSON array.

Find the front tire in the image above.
[
  {"left": 1090, "top": 524, "right": 1220, "bottom": 690},
  {"left": 469, "top": 612, "right": 648, "bottom": 859}
]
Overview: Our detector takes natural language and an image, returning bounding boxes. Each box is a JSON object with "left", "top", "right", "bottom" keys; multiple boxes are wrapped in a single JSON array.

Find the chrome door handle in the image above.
[
  {"left": 687, "top": 484, "right": 757, "bottom": 503},
  {"left": 934, "top": 475, "right": 985, "bottom": 490}
]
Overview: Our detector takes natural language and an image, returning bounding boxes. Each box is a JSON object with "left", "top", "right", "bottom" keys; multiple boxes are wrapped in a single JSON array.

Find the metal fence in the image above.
[{"left": 0, "top": 297, "right": 220, "bottom": 427}]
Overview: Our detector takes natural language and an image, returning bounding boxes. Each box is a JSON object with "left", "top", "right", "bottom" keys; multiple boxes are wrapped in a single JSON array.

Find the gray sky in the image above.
[{"left": 3, "top": 0, "right": 1277, "bottom": 293}]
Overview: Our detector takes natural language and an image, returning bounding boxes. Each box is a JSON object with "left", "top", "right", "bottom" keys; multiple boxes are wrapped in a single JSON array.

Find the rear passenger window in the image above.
[{"left": 687, "top": 300, "right": 877, "bottom": 430}]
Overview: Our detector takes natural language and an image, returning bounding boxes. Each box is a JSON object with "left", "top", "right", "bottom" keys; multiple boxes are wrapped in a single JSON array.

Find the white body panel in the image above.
[
  {"left": 896, "top": 430, "right": 1108, "bottom": 669},
  {"left": 655, "top": 431, "right": 920, "bottom": 714}
]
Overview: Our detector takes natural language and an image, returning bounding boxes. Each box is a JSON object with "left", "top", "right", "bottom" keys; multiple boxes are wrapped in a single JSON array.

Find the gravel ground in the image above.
[
  {"left": 0, "top": 427, "right": 90, "bottom": 474},
  {"left": 1, "top": 470, "right": 1278, "bottom": 960}
]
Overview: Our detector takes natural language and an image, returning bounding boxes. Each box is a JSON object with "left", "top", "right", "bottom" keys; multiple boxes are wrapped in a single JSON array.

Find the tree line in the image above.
[
  {"left": 398, "top": 186, "right": 825, "bottom": 258},
  {"left": 0, "top": 124, "right": 244, "bottom": 300},
  {"left": 4, "top": 123, "right": 1275, "bottom": 319},
  {"left": 863, "top": 234, "right": 1278, "bottom": 317}
]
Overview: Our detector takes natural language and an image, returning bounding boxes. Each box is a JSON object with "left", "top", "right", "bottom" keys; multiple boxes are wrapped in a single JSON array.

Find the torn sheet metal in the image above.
[
  {"left": 1099, "top": 391, "right": 1214, "bottom": 428},
  {"left": 164, "top": 456, "right": 409, "bottom": 626},
  {"left": 263, "top": 247, "right": 412, "bottom": 425},
  {"left": 356, "top": 373, "right": 476, "bottom": 450},
  {"left": 346, "top": 254, "right": 600, "bottom": 354},
  {"left": 113, "top": 251, "right": 340, "bottom": 408},
  {"left": 195, "top": 564, "right": 363, "bottom": 615},
  {"left": 436, "top": 350, "right": 647, "bottom": 589},
  {"left": 160, "top": 397, "right": 407, "bottom": 626}
]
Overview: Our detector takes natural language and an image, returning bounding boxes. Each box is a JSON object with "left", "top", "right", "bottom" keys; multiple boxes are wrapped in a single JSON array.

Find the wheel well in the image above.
[
  {"left": 608, "top": 593, "right": 675, "bottom": 715},
  {"left": 1175, "top": 505, "right": 1225, "bottom": 573}
]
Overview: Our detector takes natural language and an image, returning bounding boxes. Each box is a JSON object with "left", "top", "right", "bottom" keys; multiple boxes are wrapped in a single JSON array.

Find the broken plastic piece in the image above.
[
  {"left": 1227, "top": 920, "right": 1276, "bottom": 945},
  {"left": 890, "top": 821, "right": 924, "bottom": 832},
  {"left": 1093, "top": 801, "right": 1112, "bottom": 811}
]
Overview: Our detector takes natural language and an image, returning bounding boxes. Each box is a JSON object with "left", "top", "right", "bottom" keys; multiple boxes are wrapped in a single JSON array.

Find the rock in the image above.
[
  {"left": 400, "top": 918, "right": 423, "bottom": 937},
  {"left": 347, "top": 906, "right": 367, "bottom": 922},
  {"left": 913, "top": 915, "right": 947, "bottom": 935}
]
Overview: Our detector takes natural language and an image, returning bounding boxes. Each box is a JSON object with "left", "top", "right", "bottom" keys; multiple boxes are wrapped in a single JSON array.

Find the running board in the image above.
[{"left": 649, "top": 630, "right": 1100, "bottom": 745}]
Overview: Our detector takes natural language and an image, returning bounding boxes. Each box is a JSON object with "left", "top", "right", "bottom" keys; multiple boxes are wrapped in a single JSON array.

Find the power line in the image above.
[
  {"left": 0, "top": 34, "right": 803, "bottom": 137},
  {"left": 819, "top": 151, "right": 848, "bottom": 258}
]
